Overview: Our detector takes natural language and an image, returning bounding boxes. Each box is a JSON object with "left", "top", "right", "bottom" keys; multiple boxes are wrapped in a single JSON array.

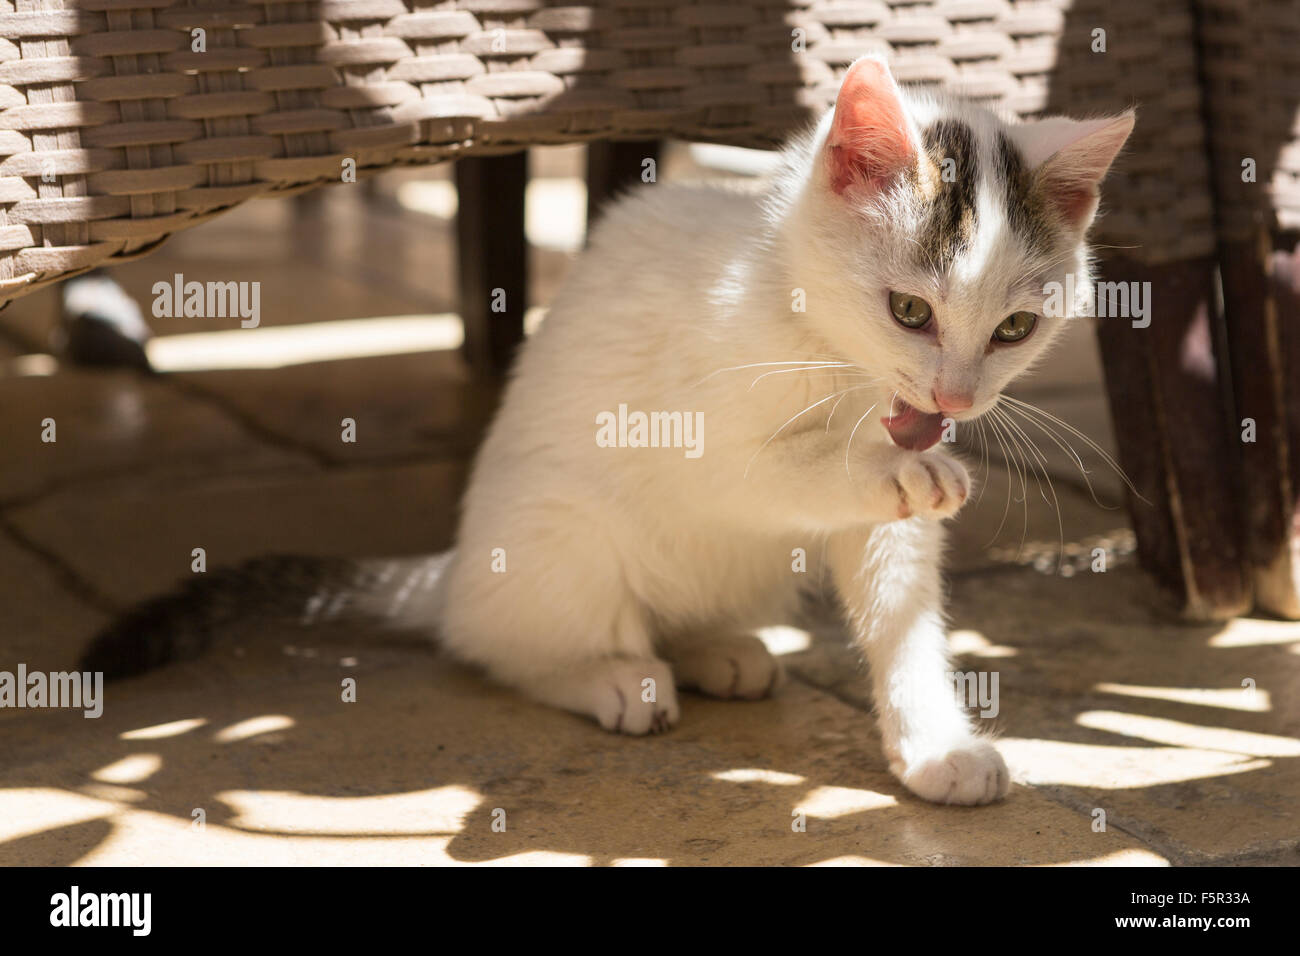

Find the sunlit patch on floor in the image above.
[
  {"left": 120, "top": 717, "right": 208, "bottom": 740},
  {"left": 0, "top": 789, "right": 115, "bottom": 843},
  {"left": 91, "top": 754, "right": 162, "bottom": 785},
  {"left": 79, "top": 783, "right": 148, "bottom": 804},
  {"left": 213, "top": 715, "right": 295, "bottom": 744},
  {"left": 1000, "top": 739, "right": 1272, "bottom": 788},
  {"left": 470, "top": 851, "right": 592, "bottom": 866},
  {"left": 1095, "top": 682, "right": 1270, "bottom": 712},
  {"left": 1044, "top": 849, "right": 1169, "bottom": 867},
  {"left": 806, "top": 855, "right": 899, "bottom": 867},
  {"left": 219, "top": 786, "right": 479, "bottom": 836},
  {"left": 146, "top": 315, "right": 463, "bottom": 372},
  {"left": 1076, "top": 711, "right": 1300, "bottom": 757},
  {"left": 948, "top": 629, "right": 1019, "bottom": 657},
  {"left": 612, "top": 857, "right": 668, "bottom": 866},
  {"left": 712, "top": 768, "right": 805, "bottom": 785},
  {"left": 1208, "top": 617, "right": 1300, "bottom": 648},
  {"left": 799, "top": 786, "right": 896, "bottom": 819}
]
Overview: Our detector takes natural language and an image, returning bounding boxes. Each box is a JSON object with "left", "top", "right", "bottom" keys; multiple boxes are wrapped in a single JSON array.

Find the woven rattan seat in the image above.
[{"left": 0, "top": 0, "right": 1225, "bottom": 304}]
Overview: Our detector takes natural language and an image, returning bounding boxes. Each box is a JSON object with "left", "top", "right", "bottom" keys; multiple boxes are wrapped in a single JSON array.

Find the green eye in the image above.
[
  {"left": 889, "top": 291, "right": 932, "bottom": 329},
  {"left": 993, "top": 311, "right": 1036, "bottom": 343}
]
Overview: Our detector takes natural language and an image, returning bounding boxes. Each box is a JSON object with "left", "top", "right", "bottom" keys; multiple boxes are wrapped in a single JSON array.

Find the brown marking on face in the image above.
[
  {"left": 912, "top": 150, "right": 943, "bottom": 203},
  {"left": 918, "top": 120, "right": 978, "bottom": 270},
  {"left": 996, "top": 131, "right": 1055, "bottom": 252}
]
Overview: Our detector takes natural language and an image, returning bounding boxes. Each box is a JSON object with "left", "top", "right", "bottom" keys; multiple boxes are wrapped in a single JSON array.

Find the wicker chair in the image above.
[
  {"left": 0, "top": 0, "right": 1210, "bottom": 300},
  {"left": 1196, "top": 0, "right": 1300, "bottom": 619},
  {"left": 0, "top": 0, "right": 1294, "bottom": 620}
]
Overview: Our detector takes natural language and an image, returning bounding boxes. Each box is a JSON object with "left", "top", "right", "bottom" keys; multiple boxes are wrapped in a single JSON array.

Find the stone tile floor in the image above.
[{"left": 0, "top": 152, "right": 1297, "bottom": 866}]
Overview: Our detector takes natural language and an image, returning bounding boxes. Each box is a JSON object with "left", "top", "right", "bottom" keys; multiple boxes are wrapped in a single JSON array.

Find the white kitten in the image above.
[
  {"left": 411, "top": 60, "right": 1128, "bottom": 804},
  {"left": 78, "top": 57, "right": 1133, "bottom": 807}
]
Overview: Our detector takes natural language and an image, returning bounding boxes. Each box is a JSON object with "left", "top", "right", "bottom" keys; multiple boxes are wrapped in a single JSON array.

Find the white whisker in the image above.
[
  {"left": 998, "top": 400, "right": 1113, "bottom": 510},
  {"left": 694, "top": 359, "right": 854, "bottom": 388},
  {"left": 1000, "top": 394, "right": 1146, "bottom": 503},
  {"left": 747, "top": 363, "right": 856, "bottom": 390},
  {"left": 981, "top": 411, "right": 1019, "bottom": 549},
  {"left": 746, "top": 386, "right": 870, "bottom": 479},
  {"left": 843, "top": 402, "right": 880, "bottom": 480},
  {"left": 995, "top": 406, "right": 1066, "bottom": 569}
]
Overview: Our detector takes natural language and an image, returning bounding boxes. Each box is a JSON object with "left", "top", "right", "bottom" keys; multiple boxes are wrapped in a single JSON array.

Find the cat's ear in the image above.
[
  {"left": 1015, "top": 112, "right": 1135, "bottom": 227},
  {"left": 825, "top": 57, "right": 919, "bottom": 196}
]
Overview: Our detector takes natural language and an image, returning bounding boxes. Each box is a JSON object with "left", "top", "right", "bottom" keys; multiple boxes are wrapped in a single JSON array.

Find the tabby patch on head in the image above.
[
  {"left": 994, "top": 131, "right": 1053, "bottom": 251},
  {"left": 823, "top": 55, "right": 1132, "bottom": 284},
  {"left": 918, "top": 119, "right": 979, "bottom": 270},
  {"left": 910, "top": 120, "right": 1060, "bottom": 274}
]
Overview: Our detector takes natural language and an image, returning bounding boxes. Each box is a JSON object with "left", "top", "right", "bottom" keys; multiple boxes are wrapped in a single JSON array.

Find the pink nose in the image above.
[{"left": 932, "top": 389, "right": 973, "bottom": 414}]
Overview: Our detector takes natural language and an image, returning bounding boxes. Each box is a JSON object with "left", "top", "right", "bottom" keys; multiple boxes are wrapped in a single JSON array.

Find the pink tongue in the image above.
[{"left": 882, "top": 403, "right": 946, "bottom": 451}]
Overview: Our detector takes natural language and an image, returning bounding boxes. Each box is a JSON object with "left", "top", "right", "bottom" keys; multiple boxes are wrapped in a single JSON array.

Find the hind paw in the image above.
[{"left": 671, "top": 635, "right": 784, "bottom": 700}]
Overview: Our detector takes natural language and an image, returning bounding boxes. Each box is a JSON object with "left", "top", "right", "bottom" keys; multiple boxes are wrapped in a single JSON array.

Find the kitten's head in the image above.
[{"left": 786, "top": 57, "right": 1133, "bottom": 450}]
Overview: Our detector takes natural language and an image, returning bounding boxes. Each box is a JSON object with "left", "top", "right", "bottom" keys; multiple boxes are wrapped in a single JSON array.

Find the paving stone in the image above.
[
  {"left": 0, "top": 535, "right": 106, "bottom": 674},
  {"left": 177, "top": 350, "right": 499, "bottom": 464},
  {"left": 0, "top": 368, "right": 312, "bottom": 502},
  {"left": 7, "top": 461, "right": 466, "bottom": 606}
]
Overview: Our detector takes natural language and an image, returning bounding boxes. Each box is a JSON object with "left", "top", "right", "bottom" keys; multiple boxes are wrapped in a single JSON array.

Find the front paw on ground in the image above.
[
  {"left": 589, "top": 658, "right": 680, "bottom": 735},
  {"left": 895, "top": 740, "right": 1009, "bottom": 805}
]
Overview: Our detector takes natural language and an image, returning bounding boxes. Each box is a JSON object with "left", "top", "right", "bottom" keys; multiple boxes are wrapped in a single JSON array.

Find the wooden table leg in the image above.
[
  {"left": 455, "top": 152, "right": 528, "bottom": 376},
  {"left": 1094, "top": 255, "right": 1252, "bottom": 620}
]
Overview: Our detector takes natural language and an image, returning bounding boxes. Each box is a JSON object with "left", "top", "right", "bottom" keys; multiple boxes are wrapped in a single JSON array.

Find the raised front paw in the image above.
[{"left": 890, "top": 451, "right": 970, "bottom": 520}]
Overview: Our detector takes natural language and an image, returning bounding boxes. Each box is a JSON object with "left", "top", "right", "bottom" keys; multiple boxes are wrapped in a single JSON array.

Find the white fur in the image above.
[{"left": 410, "top": 67, "right": 1128, "bottom": 806}]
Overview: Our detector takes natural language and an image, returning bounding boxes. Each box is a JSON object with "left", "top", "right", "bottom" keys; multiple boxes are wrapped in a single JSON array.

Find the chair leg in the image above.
[
  {"left": 1093, "top": 254, "right": 1252, "bottom": 620},
  {"left": 586, "top": 140, "right": 662, "bottom": 232},
  {"left": 455, "top": 152, "right": 528, "bottom": 376},
  {"left": 1221, "top": 235, "right": 1300, "bottom": 618}
]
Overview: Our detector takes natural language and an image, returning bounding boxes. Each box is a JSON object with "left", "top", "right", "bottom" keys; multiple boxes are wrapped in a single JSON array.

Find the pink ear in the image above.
[
  {"left": 1017, "top": 112, "right": 1135, "bottom": 225},
  {"left": 826, "top": 57, "right": 917, "bottom": 195}
]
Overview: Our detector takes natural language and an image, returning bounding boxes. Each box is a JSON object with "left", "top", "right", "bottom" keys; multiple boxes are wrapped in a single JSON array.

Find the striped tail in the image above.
[{"left": 77, "top": 553, "right": 450, "bottom": 680}]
